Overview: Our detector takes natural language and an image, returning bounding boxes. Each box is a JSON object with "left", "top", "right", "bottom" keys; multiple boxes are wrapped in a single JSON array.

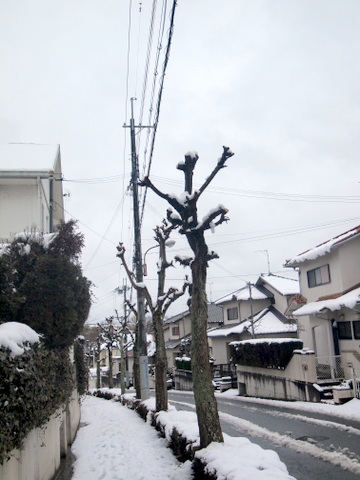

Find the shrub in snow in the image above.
[
  {"left": 0, "top": 335, "right": 73, "bottom": 463},
  {"left": 175, "top": 355, "right": 192, "bottom": 371},
  {"left": 230, "top": 339, "right": 303, "bottom": 370},
  {"left": 0, "top": 220, "right": 91, "bottom": 349}
]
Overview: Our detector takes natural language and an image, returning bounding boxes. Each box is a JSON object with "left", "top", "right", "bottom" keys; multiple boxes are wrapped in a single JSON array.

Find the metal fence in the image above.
[{"left": 315, "top": 355, "right": 344, "bottom": 381}]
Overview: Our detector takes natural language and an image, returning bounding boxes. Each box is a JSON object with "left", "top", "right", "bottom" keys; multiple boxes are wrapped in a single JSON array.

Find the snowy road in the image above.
[{"left": 168, "top": 391, "right": 360, "bottom": 480}]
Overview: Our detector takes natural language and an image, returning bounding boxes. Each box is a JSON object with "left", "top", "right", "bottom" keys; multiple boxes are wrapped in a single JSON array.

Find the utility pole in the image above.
[
  {"left": 248, "top": 282, "right": 255, "bottom": 339},
  {"left": 124, "top": 97, "right": 150, "bottom": 400}
]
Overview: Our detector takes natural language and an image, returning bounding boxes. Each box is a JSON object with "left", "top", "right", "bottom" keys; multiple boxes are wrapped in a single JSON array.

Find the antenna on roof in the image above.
[{"left": 255, "top": 249, "right": 271, "bottom": 275}]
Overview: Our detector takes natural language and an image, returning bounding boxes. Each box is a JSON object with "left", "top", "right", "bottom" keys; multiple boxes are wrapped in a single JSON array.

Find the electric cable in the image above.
[{"left": 140, "top": 0, "right": 178, "bottom": 224}]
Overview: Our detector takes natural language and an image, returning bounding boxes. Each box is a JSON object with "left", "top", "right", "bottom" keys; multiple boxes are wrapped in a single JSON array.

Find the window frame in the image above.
[
  {"left": 307, "top": 264, "right": 331, "bottom": 288},
  {"left": 353, "top": 320, "right": 360, "bottom": 340},
  {"left": 337, "top": 321, "right": 353, "bottom": 340},
  {"left": 227, "top": 306, "right": 239, "bottom": 321},
  {"left": 171, "top": 325, "right": 180, "bottom": 336}
]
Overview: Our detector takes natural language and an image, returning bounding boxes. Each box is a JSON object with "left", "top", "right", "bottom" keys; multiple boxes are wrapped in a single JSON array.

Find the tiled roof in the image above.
[
  {"left": 216, "top": 284, "right": 270, "bottom": 304},
  {"left": 257, "top": 274, "right": 300, "bottom": 296},
  {"left": 285, "top": 225, "right": 360, "bottom": 266},
  {"left": 208, "top": 306, "right": 297, "bottom": 338},
  {"left": 293, "top": 285, "right": 360, "bottom": 316}
]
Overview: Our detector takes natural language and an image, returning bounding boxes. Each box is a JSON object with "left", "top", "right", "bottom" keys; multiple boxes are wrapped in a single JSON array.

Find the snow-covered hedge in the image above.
[
  {"left": 230, "top": 339, "right": 303, "bottom": 370},
  {"left": 0, "top": 322, "right": 74, "bottom": 463},
  {"left": 175, "top": 355, "right": 192, "bottom": 371}
]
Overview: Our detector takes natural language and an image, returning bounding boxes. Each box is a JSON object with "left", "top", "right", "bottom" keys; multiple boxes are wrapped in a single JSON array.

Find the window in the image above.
[
  {"left": 307, "top": 265, "right": 330, "bottom": 288},
  {"left": 353, "top": 321, "right": 360, "bottom": 340},
  {"left": 338, "top": 321, "right": 352, "bottom": 340},
  {"left": 227, "top": 307, "right": 238, "bottom": 321},
  {"left": 172, "top": 325, "right": 179, "bottom": 336}
]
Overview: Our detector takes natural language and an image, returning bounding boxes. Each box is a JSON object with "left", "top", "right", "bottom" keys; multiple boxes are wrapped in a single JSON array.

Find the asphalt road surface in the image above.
[{"left": 168, "top": 391, "right": 360, "bottom": 480}]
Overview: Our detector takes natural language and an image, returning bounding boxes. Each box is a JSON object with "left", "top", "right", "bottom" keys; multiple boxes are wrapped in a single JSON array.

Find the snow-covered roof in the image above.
[
  {"left": 0, "top": 143, "right": 60, "bottom": 172},
  {"left": 216, "top": 284, "right": 270, "bottom": 304},
  {"left": 293, "top": 286, "right": 360, "bottom": 316},
  {"left": 164, "top": 303, "right": 223, "bottom": 325},
  {"left": 257, "top": 274, "right": 300, "bottom": 296},
  {"left": 208, "top": 307, "right": 297, "bottom": 337},
  {"left": 285, "top": 225, "right": 360, "bottom": 267},
  {"left": 230, "top": 338, "right": 300, "bottom": 346}
]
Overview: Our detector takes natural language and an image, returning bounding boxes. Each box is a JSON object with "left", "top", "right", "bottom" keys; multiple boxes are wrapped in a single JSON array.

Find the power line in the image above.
[
  {"left": 148, "top": 175, "right": 360, "bottom": 204},
  {"left": 140, "top": 0, "right": 178, "bottom": 223}
]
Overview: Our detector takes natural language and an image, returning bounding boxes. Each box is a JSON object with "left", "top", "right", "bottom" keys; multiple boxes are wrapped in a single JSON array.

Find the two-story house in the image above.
[
  {"left": 164, "top": 303, "right": 224, "bottom": 373},
  {"left": 285, "top": 225, "right": 360, "bottom": 379},
  {"left": 0, "top": 143, "right": 64, "bottom": 240},
  {"left": 208, "top": 275, "right": 299, "bottom": 365}
]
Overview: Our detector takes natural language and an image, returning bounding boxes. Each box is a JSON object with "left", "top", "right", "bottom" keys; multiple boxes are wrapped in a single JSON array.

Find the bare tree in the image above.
[
  {"left": 117, "top": 220, "right": 189, "bottom": 411},
  {"left": 98, "top": 316, "right": 121, "bottom": 389},
  {"left": 139, "top": 146, "right": 234, "bottom": 447},
  {"left": 115, "top": 307, "right": 134, "bottom": 395}
]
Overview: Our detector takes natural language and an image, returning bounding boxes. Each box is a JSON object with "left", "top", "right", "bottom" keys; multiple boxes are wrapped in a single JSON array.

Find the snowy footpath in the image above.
[
  {"left": 70, "top": 393, "right": 298, "bottom": 480},
  {"left": 71, "top": 395, "right": 192, "bottom": 480}
]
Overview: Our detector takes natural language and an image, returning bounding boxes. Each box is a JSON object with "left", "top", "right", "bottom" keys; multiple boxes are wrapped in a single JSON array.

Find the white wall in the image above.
[
  {"left": 236, "top": 352, "right": 320, "bottom": 402},
  {"left": 0, "top": 391, "right": 80, "bottom": 480}
]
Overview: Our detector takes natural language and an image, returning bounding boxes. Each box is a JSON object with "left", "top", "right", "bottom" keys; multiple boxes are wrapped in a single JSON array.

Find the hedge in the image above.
[
  {"left": 0, "top": 344, "right": 74, "bottom": 463},
  {"left": 230, "top": 340, "right": 303, "bottom": 370}
]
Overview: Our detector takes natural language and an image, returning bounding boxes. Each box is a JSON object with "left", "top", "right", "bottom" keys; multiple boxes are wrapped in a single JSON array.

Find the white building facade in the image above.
[{"left": 0, "top": 143, "right": 64, "bottom": 241}]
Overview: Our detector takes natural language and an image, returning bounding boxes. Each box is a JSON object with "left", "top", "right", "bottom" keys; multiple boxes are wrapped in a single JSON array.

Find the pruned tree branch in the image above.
[
  {"left": 116, "top": 242, "right": 153, "bottom": 308},
  {"left": 139, "top": 176, "right": 185, "bottom": 215},
  {"left": 195, "top": 146, "right": 234, "bottom": 200}
]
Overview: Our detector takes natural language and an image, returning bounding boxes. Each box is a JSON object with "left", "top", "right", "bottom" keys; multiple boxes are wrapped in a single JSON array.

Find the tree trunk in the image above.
[
  {"left": 133, "top": 330, "right": 141, "bottom": 398},
  {"left": 190, "top": 239, "right": 223, "bottom": 448},
  {"left": 108, "top": 348, "right": 113, "bottom": 389},
  {"left": 153, "top": 310, "right": 168, "bottom": 412},
  {"left": 96, "top": 351, "right": 101, "bottom": 389},
  {"left": 120, "top": 334, "right": 126, "bottom": 395}
]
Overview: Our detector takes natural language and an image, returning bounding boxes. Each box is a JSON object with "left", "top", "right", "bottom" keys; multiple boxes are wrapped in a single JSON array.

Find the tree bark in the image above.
[
  {"left": 96, "top": 350, "right": 101, "bottom": 389},
  {"left": 153, "top": 310, "right": 168, "bottom": 412},
  {"left": 190, "top": 234, "right": 223, "bottom": 448},
  {"left": 108, "top": 348, "right": 113, "bottom": 389}
]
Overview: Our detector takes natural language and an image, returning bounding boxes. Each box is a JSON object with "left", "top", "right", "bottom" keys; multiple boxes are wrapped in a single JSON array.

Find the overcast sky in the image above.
[{"left": 1, "top": 0, "right": 360, "bottom": 323}]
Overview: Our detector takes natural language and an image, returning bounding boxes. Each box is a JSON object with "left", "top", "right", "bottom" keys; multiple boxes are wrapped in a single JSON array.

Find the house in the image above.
[
  {"left": 163, "top": 303, "right": 223, "bottom": 373},
  {"left": 209, "top": 275, "right": 299, "bottom": 365},
  {"left": 285, "top": 225, "right": 360, "bottom": 381},
  {"left": 0, "top": 143, "right": 64, "bottom": 241}
]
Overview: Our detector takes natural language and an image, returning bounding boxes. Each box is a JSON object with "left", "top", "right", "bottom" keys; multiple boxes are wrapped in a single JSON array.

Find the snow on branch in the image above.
[{"left": 195, "top": 146, "right": 234, "bottom": 200}]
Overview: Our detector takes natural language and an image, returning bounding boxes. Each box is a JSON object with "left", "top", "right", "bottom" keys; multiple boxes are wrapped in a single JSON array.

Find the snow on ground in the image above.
[
  {"left": 71, "top": 389, "right": 360, "bottom": 480},
  {"left": 71, "top": 395, "right": 192, "bottom": 480},
  {"left": 72, "top": 392, "right": 296, "bottom": 480}
]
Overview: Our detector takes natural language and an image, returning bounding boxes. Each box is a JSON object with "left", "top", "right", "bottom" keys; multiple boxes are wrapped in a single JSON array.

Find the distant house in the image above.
[
  {"left": 209, "top": 275, "right": 299, "bottom": 365},
  {"left": 285, "top": 225, "right": 360, "bottom": 380},
  {"left": 164, "top": 303, "right": 223, "bottom": 373},
  {"left": 0, "top": 143, "right": 64, "bottom": 241}
]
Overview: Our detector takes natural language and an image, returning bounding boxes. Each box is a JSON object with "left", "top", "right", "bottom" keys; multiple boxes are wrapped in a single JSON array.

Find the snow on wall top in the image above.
[
  {"left": 259, "top": 274, "right": 300, "bottom": 296},
  {"left": 0, "top": 143, "right": 60, "bottom": 171},
  {"left": 293, "top": 286, "right": 360, "bottom": 316},
  {"left": 0, "top": 322, "right": 40, "bottom": 357},
  {"left": 285, "top": 226, "right": 360, "bottom": 266}
]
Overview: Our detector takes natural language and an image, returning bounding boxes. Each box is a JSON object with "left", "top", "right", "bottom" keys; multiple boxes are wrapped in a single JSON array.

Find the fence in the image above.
[{"left": 315, "top": 355, "right": 344, "bottom": 381}]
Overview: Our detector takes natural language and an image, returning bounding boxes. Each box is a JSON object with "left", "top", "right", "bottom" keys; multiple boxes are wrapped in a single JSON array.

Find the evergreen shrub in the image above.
[
  {"left": 230, "top": 340, "right": 303, "bottom": 369},
  {"left": 175, "top": 356, "right": 192, "bottom": 371},
  {"left": 0, "top": 343, "right": 73, "bottom": 463}
]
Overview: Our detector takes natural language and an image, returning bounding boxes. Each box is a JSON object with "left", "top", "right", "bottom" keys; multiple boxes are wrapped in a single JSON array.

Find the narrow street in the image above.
[{"left": 168, "top": 391, "right": 360, "bottom": 480}]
